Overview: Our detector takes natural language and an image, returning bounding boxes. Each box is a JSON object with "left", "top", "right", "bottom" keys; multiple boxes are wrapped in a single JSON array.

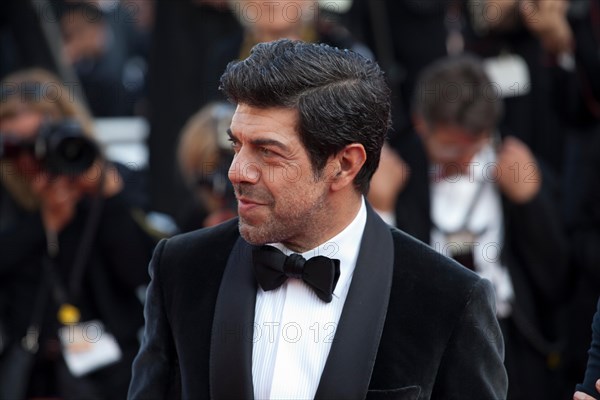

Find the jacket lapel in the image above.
[
  {"left": 315, "top": 205, "right": 395, "bottom": 399},
  {"left": 209, "top": 237, "right": 256, "bottom": 399}
]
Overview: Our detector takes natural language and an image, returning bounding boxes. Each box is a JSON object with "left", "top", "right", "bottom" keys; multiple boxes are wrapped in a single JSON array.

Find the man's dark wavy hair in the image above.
[{"left": 219, "top": 39, "right": 392, "bottom": 194}]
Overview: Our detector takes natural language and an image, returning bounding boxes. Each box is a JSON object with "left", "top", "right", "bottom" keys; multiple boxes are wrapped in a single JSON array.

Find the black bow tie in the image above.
[{"left": 252, "top": 245, "right": 341, "bottom": 303}]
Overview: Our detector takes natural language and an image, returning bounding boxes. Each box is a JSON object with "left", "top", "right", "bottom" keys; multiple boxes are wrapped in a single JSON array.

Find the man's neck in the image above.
[{"left": 281, "top": 193, "right": 363, "bottom": 253}]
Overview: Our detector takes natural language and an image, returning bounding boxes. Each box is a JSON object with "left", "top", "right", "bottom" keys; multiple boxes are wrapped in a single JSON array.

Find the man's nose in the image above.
[{"left": 228, "top": 152, "right": 261, "bottom": 185}]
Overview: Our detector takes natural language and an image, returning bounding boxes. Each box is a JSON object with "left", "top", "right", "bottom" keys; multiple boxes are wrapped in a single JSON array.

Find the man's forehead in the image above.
[
  {"left": 230, "top": 105, "right": 299, "bottom": 135},
  {"left": 232, "top": 103, "right": 298, "bottom": 117}
]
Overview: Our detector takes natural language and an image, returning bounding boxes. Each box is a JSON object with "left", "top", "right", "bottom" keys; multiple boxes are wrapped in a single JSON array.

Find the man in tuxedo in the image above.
[{"left": 128, "top": 39, "right": 507, "bottom": 399}]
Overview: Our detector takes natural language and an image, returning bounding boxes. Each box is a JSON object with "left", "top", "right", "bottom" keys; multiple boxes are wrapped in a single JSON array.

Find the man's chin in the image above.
[
  {"left": 238, "top": 220, "right": 265, "bottom": 245},
  {"left": 238, "top": 219, "right": 282, "bottom": 246}
]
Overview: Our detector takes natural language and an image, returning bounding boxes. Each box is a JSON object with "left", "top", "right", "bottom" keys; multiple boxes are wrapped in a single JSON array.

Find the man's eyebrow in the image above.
[
  {"left": 250, "top": 138, "right": 290, "bottom": 153},
  {"left": 226, "top": 129, "right": 290, "bottom": 153}
]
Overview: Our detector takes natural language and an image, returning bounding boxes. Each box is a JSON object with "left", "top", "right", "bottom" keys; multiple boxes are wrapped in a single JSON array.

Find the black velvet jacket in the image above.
[{"left": 129, "top": 205, "right": 507, "bottom": 399}]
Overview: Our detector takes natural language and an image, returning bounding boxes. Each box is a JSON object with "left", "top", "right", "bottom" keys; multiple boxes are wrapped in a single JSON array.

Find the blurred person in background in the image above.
[
  {"left": 459, "top": 0, "right": 597, "bottom": 176},
  {"left": 574, "top": 299, "right": 600, "bottom": 400},
  {"left": 461, "top": 0, "right": 570, "bottom": 172},
  {"left": 566, "top": 125, "right": 600, "bottom": 396},
  {"left": 368, "top": 55, "right": 569, "bottom": 400},
  {"left": 201, "top": 0, "right": 372, "bottom": 104},
  {"left": 554, "top": 0, "right": 600, "bottom": 395},
  {"left": 462, "top": 1, "right": 600, "bottom": 395},
  {"left": 344, "top": 0, "right": 452, "bottom": 141},
  {"left": 147, "top": 0, "right": 241, "bottom": 222},
  {"left": 0, "top": 68, "right": 156, "bottom": 399},
  {"left": 57, "top": 0, "right": 152, "bottom": 117},
  {"left": 176, "top": 102, "right": 236, "bottom": 232}
]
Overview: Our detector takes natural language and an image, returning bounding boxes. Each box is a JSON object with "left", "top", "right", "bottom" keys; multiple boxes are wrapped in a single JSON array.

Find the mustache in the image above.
[{"left": 234, "top": 183, "right": 273, "bottom": 204}]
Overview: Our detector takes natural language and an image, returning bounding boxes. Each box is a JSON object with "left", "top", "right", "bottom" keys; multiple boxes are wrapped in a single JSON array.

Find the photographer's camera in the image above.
[{"left": 0, "top": 119, "right": 99, "bottom": 175}]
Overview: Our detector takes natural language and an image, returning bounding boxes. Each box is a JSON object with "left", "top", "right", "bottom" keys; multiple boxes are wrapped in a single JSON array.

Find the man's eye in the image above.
[
  {"left": 228, "top": 138, "right": 240, "bottom": 151},
  {"left": 260, "top": 147, "right": 273, "bottom": 157}
]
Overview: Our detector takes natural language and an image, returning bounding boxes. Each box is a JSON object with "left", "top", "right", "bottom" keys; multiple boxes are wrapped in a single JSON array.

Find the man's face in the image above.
[
  {"left": 227, "top": 104, "right": 332, "bottom": 250},
  {"left": 421, "top": 124, "right": 490, "bottom": 176}
]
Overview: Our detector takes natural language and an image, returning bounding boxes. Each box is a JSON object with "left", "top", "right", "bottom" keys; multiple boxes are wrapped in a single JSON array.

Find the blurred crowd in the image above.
[{"left": 0, "top": 0, "right": 599, "bottom": 398}]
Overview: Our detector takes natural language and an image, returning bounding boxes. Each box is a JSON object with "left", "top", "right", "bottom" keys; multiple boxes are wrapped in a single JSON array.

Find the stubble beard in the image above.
[{"left": 237, "top": 185, "right": 329, "bottom": 250}]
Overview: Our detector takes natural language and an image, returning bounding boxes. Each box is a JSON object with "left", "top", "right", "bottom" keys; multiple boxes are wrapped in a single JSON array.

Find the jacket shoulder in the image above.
[
  {"left": 389, "top": 226, "right": 485, "bottom": 306},
  {"left": 153, "top": 218, "right": 240, "bottom": 284},
  {"left": 164, "top": 218, "right": 240, "bottom": 253},
  {"left": 371, "top": 229, "right": 504, "bottom": 400}
]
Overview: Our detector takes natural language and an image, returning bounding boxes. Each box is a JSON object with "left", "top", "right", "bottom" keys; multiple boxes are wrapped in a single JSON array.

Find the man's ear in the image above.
[{"left": 328, "top": 143, "right": 366, "bottom": 192}]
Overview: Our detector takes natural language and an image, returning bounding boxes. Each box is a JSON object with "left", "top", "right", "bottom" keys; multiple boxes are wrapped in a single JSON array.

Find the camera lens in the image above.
[
  {"left": 59, "top": 137, "right": 90, "bottom": 161},
  {"left": 40, "top": 120, "right": 99, "bottom": 175}
]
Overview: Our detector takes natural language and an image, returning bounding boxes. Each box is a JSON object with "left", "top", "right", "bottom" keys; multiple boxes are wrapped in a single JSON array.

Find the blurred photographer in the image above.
[
  {"left": 369, "top": 55, "right": 569, "bottom": 400},
  {"left": 0, "top": 68, "right": 155, "bottom": 399},
  {"left": 176, "top": 102, "right": 236, "bottom": 232}
]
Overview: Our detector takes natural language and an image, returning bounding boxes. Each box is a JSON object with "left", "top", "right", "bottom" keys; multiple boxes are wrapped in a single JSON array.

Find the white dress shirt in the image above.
[
  {"left": 430, "top": 144, "right": 514, "bottom": 317},
  {"left": 252, "top": 197, "right": 367, "bottom": 400}
]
